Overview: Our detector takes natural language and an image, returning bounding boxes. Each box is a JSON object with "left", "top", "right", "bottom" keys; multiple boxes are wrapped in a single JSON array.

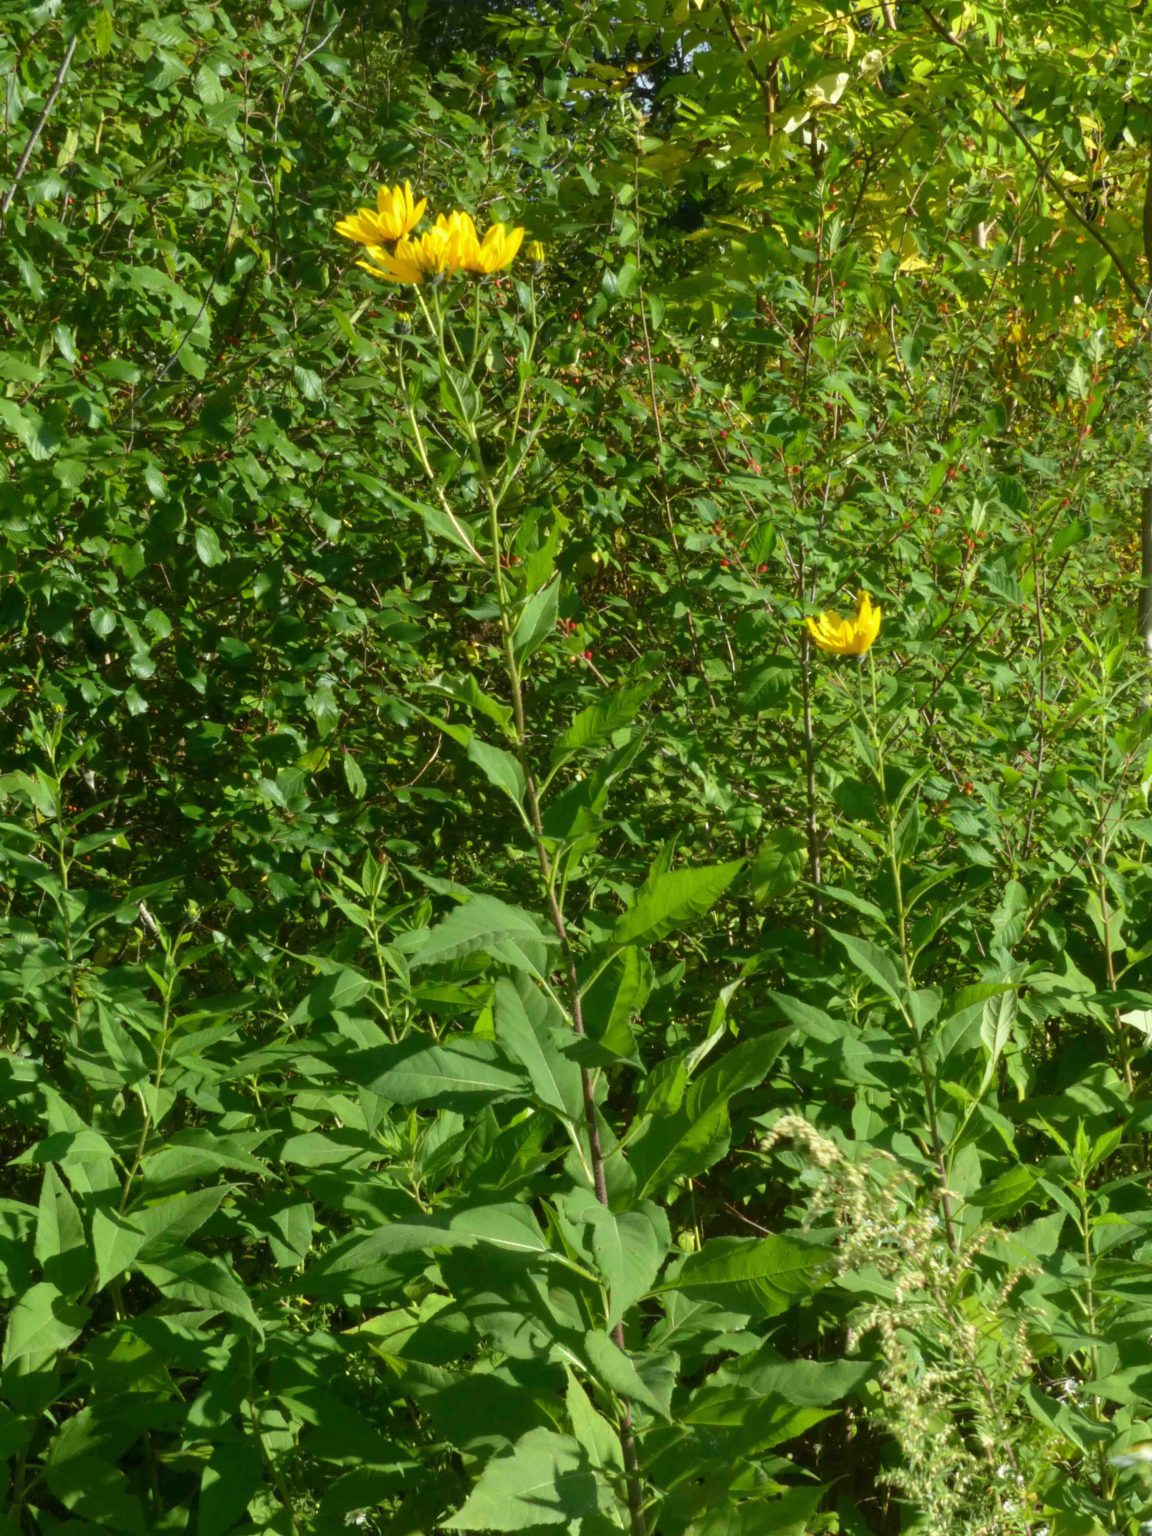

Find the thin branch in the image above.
[
  {"left": 919, "top": 3, "right": 1145, "bottom": 305},
  {"left": 1, "top": 32, "right": 79, "bottom": 218}
]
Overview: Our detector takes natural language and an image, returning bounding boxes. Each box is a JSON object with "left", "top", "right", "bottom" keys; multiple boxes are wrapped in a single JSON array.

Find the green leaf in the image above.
[
  {"left": 584, "top": 1327, "right": 670, "bottom": 1417},
  {"left": 564, "top": 1189, "right": 669, "bottom": 1326},
  {"left": 137, "top": 1251, "right": 261, "bottom": 1335},
  {"left": 141, "top": 1131, "right": 271, "bottom": 1186},
  {"left": 352, "top": 1035, "right": 530, "bottom": 1108},
  {"left": 684, "top": 1486, "right": 824, "bottom": 1536},
  {"left": 288, "top": 965, "right": 373, "bottom": 1023},
  {"left": 2, "top": 1282, "right": 90, "bottom": 1370},
  {"left": 197, "top": 1444, "right": 265, "bottom": 1536},
  {"left": 343, "top": 752, "right": 367, "bottom": 798},
  {"left": 718, "top": 1353, "right": 875, "bottom": 1406},
  {"left": 767, "top": 991, "right": 842, "bottom": 1041},
  {"left": 468, "top": 737, "right": 526, "bottom": 811},
  {"left": 94, "top": 1187, "right": 228, "bottom": 1290},
  {"left": 827, "top": 928, "right": 905, "bottom": 1004},
  {"left": 42, "top": 1454, "right": 148, "bottom": 1535},
  {"left": 661, "top": 1233, "right": 826, "bottom": 1315},
  {"left": 92, "top": 6, "right": 115, "bottom": 54},
  {"left": 292, "top": 365, "right": 324, "bottom": 400},
  {"left": 512, "top": 578, "right": 560, "bottom": 661},
  {"left": 34, "top": 1167, "right": 89, "bottom": 1296},
  {"left": 193, "top": 525, "right": 226, "bottom": 567},
  {"left": 749, "top": 828, "right": 807, "bottom": 905},
  {"left": 411, "top": 894, "right": 557, "bottom": 975},
  {"left": 565, "top": 1369, "right": 623, "bottom": 1470},
  {"left": 304, "top": 1202, "right": 551, "bottom": 1288},
  {"left": 629, "top": 1032, "right": 790, "bottom": 1198},
  {"left": 494, "top": 975, "right": 584, "bottom": 1121},
  {"left": 91, "top": 1210, "right": 148, "bottom": 1293},
  {"left": 612, "top": 859, "right": 743, "bottom": 947},
  {"left": 426, "top": 671, "right": 515, "bottom": 737},
  {"left": 615, "top": 260, "right": 641, "bottom": 298},
  {"left": 552, "top": 684, "right": 655, "bottom": 766},
  {"left": 443, "top": 1428, "right": 601, "bottom": 1529},
  {"left": 579, "top": 946, "right": 650, "bottom": 1062}
]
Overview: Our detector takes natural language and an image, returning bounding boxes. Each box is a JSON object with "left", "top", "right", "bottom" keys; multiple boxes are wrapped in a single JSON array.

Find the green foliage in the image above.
[{"left": 2, "top": 1, "right": 1152, "bottom": 1534}]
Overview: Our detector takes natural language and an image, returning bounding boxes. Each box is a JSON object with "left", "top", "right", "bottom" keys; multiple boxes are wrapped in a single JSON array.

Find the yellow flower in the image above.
[
  {"left": 336, "top": 181, "right": 426, "bottom": 247},
  {"left": 805, "top": 590, "right": 882, "bottom": 655},
  {"left": 526, "top": 240, "right": 546, "bottom": 264},
  {"left": 478, "top": 221, "right": 525, "bottom": 273},
  {"left": 451, "top": 214, "right": 524, "bottom": 275},
  {"left": 351, "top": 206, "right": 525, "bottom": 284},
  {"left": 356, "top": 222, "right": 463, "bottom": 284}
]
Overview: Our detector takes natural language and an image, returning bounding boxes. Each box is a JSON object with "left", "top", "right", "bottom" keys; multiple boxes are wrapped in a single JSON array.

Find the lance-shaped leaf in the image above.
[
  {"left": 347, "top": 1034, "right": 530, "bottom": 1110},
  {"left": 409, "top": 894, "right": 557, "bottom": 976},
  {"left": 443, "top": 1428, "right": 601, "bottom": 1529},
  {"left": 659, "top": 1233, "right": 827, "bottom": 1316},
  {"left": 612, "top": 859, "right": 744, "bottom": 948}
]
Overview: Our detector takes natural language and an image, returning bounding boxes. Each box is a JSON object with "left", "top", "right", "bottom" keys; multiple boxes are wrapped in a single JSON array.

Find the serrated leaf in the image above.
[
  {"left": 137, "top": 1251, "right": 261, "bottom": 1335},
  {"left": 565, "top": 1188, "right": 669, "bottom": 1325},
  {"left": 411, "top": 894, "right": 557, "bottom": 975},
  {"left": 827, "top": 928, "right": 905, "bottom": 1004},
  {"left": 661, "top": 1233, "right": 826, "bottom": 1315},
  {"left": 443, "top": 1428, "right": 601, "bottom": 1529},
  {"left": 288, "top": 966, "right": 372, "bottom": 1023},
  {"left": 350, "top": 1034, "right": 530, "bottom": 1108},
  {"left": 468, "top": 737, "right": 526, "bottom": 810},
  {"left": 553, "top": 684, "right": 655, "bottom": 765},
  {"left": 629, "top": 1032, "right": 790, "bottom": 1198},
  {"left": 750, "top": 829, "right": 807, "bottom": 905},
  {"left": 494, "top": 975, "right": 584, "bottom": 1121},
  {"left": 512, "top": 578, "right": 559, "bottom": 661},
  {"left": 584, "top": 1328, "right": 669, "bottom": 1417},
  {"left": 613, "top": 860, "right": 743, "bottom": 947},
  {"left": 2, "top": 1282, "right": 90, "bottom": 1369}
]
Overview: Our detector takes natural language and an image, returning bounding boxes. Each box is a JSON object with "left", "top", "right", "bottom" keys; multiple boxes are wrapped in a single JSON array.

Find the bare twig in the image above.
[{"left": 1, "top": 32, "right": 79, "bottom": 217}]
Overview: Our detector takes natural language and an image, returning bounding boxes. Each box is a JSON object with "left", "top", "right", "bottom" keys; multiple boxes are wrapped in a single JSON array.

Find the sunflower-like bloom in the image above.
[
  {"left": 357, "top": 221, "right": 466, "bottom": 284},
  {"left": 474, "top": 220, "right": 525, "bottom": 273},
  {"left": 805, "top": 590, "right": 882, "bottom": 655},
  {"left": 336, "top": 181, "right": 426, "bottom": 247},
  {"left": 443, "top": 211, "right": 524, "bottom": 274}
]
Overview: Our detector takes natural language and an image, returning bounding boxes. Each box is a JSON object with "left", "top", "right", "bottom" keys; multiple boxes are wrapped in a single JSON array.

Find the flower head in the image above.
[
  {"left": 357, "top": 222, "right": 464, "bottom": 285},
  {"left": 805, "top": 590, "right": 882, "bottom": 656},
  {"left": 453, "top": 215, "right": 525, "bottom": 275},
  {"left": 526, "top": 240, "right": 546, "bottom": 265},
  {"left": 347, "top": 201, "right": 525, "bottom": 284},
  {"left": 336, "top": 181, "right": 426, "bottom": 247}
]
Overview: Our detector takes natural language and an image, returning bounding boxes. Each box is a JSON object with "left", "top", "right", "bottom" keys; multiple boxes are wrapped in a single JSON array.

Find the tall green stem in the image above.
[
  {"left": 416, "top": 282, "right": 648, "bottom": 1536},
  {"left": 863, "top": 656, "right": 957, "bottom": 1251}
]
